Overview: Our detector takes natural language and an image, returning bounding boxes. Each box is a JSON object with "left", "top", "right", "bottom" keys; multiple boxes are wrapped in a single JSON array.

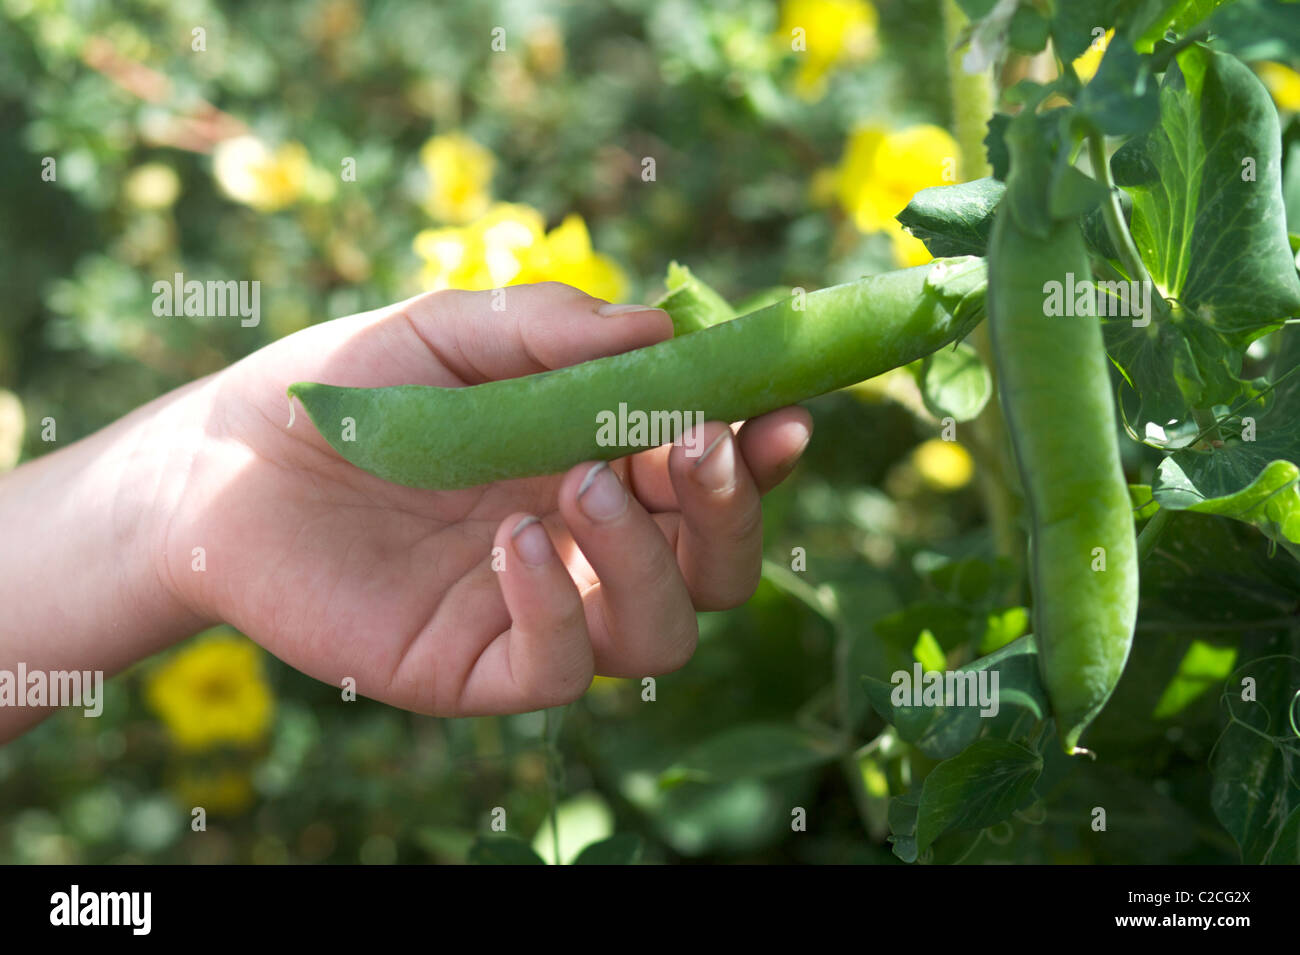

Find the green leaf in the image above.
[
  {"left": 468, "top": 835, "right": 548, "bottom": 865},
  {"left": 1266, "top": 804, "right": 1300, "bottom": 864},
  {"left": 1156, "top": 457, "right": 1300, "bottom": 556},
  {"left": 1210, "top": 644, "right": 1300, "bottom": 863},
  {"left": 572, "top": 833, "right": 644, "bottom": 865},
  {"left": 1077, "top": 33, "right": 1161, "bottom": 136},
  {"left": 1048, "top": 164, "right": 1112, "bottom": 219},
  {"left": 1204, "top": 0, "right": 1300, "bottom": 62},
  {"left": 912, "top": 629, "right": 946, "bottom": 673},
  {"left": 1105, "top": 46, "right": 1300, "bottom": 425},
  {"left": 862, "top": 635, "right": 1049, "bottom": 761},
  {"left": 1111, "top": 46, "right": 1300, "bottom": 340},
  {"left": 662, "top": 723, "right": 840, "bottom": 785},
  {"left": 914, "top": 738, "right": 1042, "bottom": 853},
  {"left": 872, "top": 602, "right": 980, "bottom": 654},
  {"left": 1169, "top": 0, "right": 1238, "bottom": 35},
  {"left": 984, "top": 112, "right": 1012, "bottom": 181},
  {"left": 1151, "top": 639, "right": 1240, "bottom": 717},
  {"left": 979, "top": 606, "right": 1031, "bottom": 653},
  {"left": 895, "top": 178, "right": 1005, "bottom": 257},
  {"left": 1134, "top": 0, "right": 1233, "bottom": 51},
  {"left": 1137, "top": 509, "right": 1300, "bottom": 630},
  {"left": 1008, "top": 4, "right": 1050, "bottom": 54},
  {"left": 1152, "top": 325, "right": 1300, "bottom": 554},
  {"left": 887, "top": 792, "right": 920, "bottom": 863},
  {"left": 926, "top": 554, "right": 1021, "bottom": 606},
  {"left": 1049, "top": 0, "right": 1126, "bottom": 61},
  {"left": 1106, "top": 309, "right": 1252, "bottom": 429},
  {"left": 915, "top": 341, "right": 992, "bottom": 422}
]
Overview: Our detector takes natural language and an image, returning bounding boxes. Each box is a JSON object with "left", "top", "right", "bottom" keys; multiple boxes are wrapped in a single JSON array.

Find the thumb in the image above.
[{"left": 403, "top": 282, "right": 672, "bottom": 384}]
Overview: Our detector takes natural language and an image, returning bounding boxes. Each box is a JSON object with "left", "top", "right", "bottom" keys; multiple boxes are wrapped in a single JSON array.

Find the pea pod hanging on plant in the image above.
[{"left": 986, "top": 131, "right": 1139, "bottom": 755}]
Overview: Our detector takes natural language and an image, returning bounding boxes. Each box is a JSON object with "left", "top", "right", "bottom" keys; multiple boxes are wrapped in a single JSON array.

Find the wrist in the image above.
[
  {"left": 0, "top": 379, "right": 215, "bottom": 673},
  {"left": 122, "top": 376, "right": 224, "bottom": 639}
]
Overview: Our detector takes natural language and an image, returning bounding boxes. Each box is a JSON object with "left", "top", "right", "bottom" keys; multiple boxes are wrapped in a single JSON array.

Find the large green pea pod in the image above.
[
  {"left": 290, "top": 257, "right": 987, "bottom": 490},
  {"left": 987, "top": 209, "right": 1138, "bottom": 755}
]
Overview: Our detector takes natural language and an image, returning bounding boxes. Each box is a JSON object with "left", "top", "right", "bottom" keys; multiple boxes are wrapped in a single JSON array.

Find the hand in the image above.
[{"left": 156, "top": 283, "right": 811, "bottom": 715}]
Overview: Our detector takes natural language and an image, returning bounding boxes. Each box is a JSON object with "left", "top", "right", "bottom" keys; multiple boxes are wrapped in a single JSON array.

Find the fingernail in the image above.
[
  {"left": 577, "top": 462, "right": 627, "bottom": 521},
  {"left": 693, "top": 432, "right": 735, "bottom": 491},
  {"left": 597, "top": 302, "right": 661, "bottom": 317},
  {"left": 511, "top": 515, "right": 552, "bottom": 568}
]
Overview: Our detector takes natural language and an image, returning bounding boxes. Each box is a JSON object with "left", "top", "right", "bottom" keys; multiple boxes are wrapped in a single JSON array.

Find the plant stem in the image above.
[
  {"left": 542, "top": 706, "right": 565, "bottom": 865},
  {"left": 941, "top": 0, "right": 996, "bottom": 184},
  {"left": 1192, "top": 406, "right": 1223, "bottom": 445},
  {"left": 1086, "top": 132, "right": 1162, "bottom": 309},
  {"left": 1137, "top": 505, "right": 1172, "bottom": 562},
  {"left": 942, "top": 0, "right": 1023, "bottom": 578}
]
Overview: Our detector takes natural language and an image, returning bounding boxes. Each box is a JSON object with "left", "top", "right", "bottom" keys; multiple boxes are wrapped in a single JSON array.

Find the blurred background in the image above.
[{"left": 1, "top": 0, "right": 1297, "bottom": 864}]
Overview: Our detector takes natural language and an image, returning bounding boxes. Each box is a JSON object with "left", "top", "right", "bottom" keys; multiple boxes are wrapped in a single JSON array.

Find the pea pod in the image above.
[
  {"left": 987, "top": 207, "right": 1138, "bottom": 755},
  {"left": 289, "top": 256, "right": 987, "bottom": 491}
]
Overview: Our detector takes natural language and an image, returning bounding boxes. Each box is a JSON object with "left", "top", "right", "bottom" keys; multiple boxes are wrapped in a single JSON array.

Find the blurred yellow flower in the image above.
[
  {"left": 587, "top": 675, "right": 627, "bottom": 696},
  {"left": 415, "top": 203, "right": 628, "bottom": 301},
  {"left": 421, "top": 132, "right": 496, "bottom": 224},
  {"left": 525, "top": 19, "right": 566, "bottom": 77},
  {"left": 1257, "top": 61, "right": 1300, "bottom": 113},
  {"left": 1073, "top": 29, "right": 1112, "bottom": 83},
  {"left": 522, "top": 214, "right": 627, "bottom": 302},
  {"left": 172, "top": 767, "right": 256, "bottom": 815},
  {"left": 124, "top": 163, "right": 181, "bottom": 210},
  {"left": 831, "top": 124, "right": 959, "bottom": 266},
  {"left": 912, "top": 438, "right": 974, "bottom": 492},
  {"left": 146, "top": 632, "right": 273, "bottom": 751},
  {"left": 776, "top": 0, "right": 878, "bottom": 101},
  {"left": 0, "top": 389, "right": 24, "bottom": 473},
  {"left": 888, "top": 226, "right": 934, "bottom": 268},
  {"left": 213, "top": 135, "right": 330, "bottom": 212}
]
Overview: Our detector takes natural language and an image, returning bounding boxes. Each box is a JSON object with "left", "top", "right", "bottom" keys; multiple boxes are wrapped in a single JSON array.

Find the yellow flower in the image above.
[
  {"left": 213, "top": 135, "right": 319, "bottom": 212},
  {"left": 887, "top": 222, "right": 934, "bottom": 268},
  {"left": 415, "top": 203, "right": 543, "bottom": 291},
  {"left": 415, "top": 203, "right": 627, "bottom": 301},
  {"left": 586, "top": 675, "right": 627, "bottom": 696},
  {"left": 1073, "top": 29, "right": 1112, "bottom": 83},
  {"left": 830, "top": 124, "right": 959, "bottom": 266},
  {"left": 0, "top": 389, "right": 23, "bottom": 473},
  {"left": 146, "top": 632, "right": 273, "bottom": 751},
  {"left": 524, "top": 214, "right": 628, "bottom": 302},
  {"left": 836, "top": 125, "right": 959, "bottom": 232},
  {"left": 1257, "top": 61, "right": 1300, "bottom": 113},
  {"left": 172, "top": 767, "right": 256, "bottom": 815},
  {"left": 421, "top": 132, "right": 496, "bottom": 224},
  {"left": 777, "top": 0, "right": 878, "bottom": 101},
  {"left": 912, "top": 438, "right": 973, "bottom": 492},
  {"left": 124, "top": 163, "right": 181, "bottom": 210}
]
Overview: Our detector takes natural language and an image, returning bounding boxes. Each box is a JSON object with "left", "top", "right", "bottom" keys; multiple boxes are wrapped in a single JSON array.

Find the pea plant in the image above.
[{"left": 294, "top": 0, "right": 1300, "bottom": 864}]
